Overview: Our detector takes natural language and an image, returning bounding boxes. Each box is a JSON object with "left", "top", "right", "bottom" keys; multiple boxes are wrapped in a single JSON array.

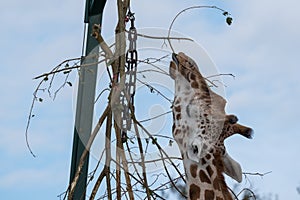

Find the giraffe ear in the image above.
[{"left": 222, "top": 152, "right": 243, "bottom": 183}]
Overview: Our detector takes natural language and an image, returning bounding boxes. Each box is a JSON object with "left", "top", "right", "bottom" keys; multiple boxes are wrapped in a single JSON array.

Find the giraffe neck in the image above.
[
  {"left": 184, "top": 152, "right": 233, "bottom": 200},
  {"left": 172, "top": 80, "right": 233, "bottom": 200}
]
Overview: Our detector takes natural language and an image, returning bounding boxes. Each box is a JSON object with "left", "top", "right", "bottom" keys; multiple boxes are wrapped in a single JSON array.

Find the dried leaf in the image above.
[
  {"left": 226, "top": 17, "right": 233, "bottom": 26},
  {"left": 152, "top": 137, "right": 157, "bottom": 144},
  {"left": 149, "top": 87, "right": 154, "bottom": 93},
  {"left": 63, "top": 70, "right": 71, "bottom": 74}
]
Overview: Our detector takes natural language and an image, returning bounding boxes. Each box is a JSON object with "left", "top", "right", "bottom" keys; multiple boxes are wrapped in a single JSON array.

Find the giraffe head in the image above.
[{"left": 170, "top": 52, "right": 253, "bottom": 199}]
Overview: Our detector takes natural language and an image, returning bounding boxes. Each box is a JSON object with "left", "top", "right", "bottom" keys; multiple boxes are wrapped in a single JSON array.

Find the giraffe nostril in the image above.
[{"left": 192, "top": 145, "right": 198, "bottom": 154}]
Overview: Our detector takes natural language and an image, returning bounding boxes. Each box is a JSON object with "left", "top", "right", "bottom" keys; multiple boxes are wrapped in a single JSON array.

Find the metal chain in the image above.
[{"left": 121, "top": 10, "right": 138, "bottom": 142}]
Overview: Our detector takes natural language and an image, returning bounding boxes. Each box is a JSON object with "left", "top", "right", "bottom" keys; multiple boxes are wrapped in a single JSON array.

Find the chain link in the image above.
[{"left": 121, "top": 11, "right": 138, "bottom": 142}]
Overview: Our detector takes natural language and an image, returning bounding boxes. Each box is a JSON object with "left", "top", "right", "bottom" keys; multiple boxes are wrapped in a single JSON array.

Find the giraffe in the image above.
[{"left": 169, "top": 52, "right": 253, "bottom": 200}]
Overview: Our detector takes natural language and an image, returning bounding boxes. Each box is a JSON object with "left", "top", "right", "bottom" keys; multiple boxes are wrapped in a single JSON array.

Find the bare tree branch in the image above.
[
  {"left": 90, "top": 110, "right": 113, "bottom": 200},
  {"left": 128, "top": 30, "right": 193, "bottom": 42},
  {"left": 33, "top": 58, "right": 105, "bottom": 80},
  {"left": 68, "top": 106, "right": 110, "bottom": 200}
]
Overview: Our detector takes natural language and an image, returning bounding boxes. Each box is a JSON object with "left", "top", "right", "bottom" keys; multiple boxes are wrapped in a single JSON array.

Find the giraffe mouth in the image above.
[
  {"left": 169, "top": 53, "right": 179, "bottom": 79},
  {"left": 172, "top": 53, "right": 179, "bottom": 66}
]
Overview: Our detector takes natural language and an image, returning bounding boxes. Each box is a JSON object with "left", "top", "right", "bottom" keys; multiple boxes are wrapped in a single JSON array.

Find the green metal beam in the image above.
[{"left": 69, "top": 0, "right": 107, "bottom": 199}]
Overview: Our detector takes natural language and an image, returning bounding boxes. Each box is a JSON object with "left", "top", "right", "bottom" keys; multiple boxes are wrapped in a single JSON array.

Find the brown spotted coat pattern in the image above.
[{"left": 170, "top": 52, "right": 253, "bottom": 200}]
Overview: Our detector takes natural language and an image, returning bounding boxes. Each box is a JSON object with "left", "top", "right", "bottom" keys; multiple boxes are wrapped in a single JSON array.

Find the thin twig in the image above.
[
  {"left": 33, "top": 57, "right": 81, "bottom": 80},
  {"left": 153, "top": 176, "right": 184, "bottom": 191},
  {"left": 139, "top": 110, "right": 172, "bottom": 123},
  {"left": 139, "top": 54, "right": 170, "bottom": 64},
  {"left": 34, "top": 58, "right": 106, "bottom": 80},
  {"left": 95, "top": 88, "right": 111, "bottom": 104},
  {"left": 110, "top": 159, "right": 164, "bottom": 200},
  {"left": 126, "top": 156, "right": 182, "bottom": 165},
  {"left": 136, "top": 78, "right": 173, "bottom": 104},
  {"left": 121, "top": 83, "right": 185, "bottom": 198},
  {"left": 133, "top": 122, "right": 151, "bottom": 200},
  {"left": 168, "top": 5, "right": 229, "bottom": 52},
  {"left": 25, "top": 80, "right": 44, "bottom": 157},
  {"left": 206, "top": 73, "right": 235, "bottom": 79},
  {"left": 159, "top": 145, "right": 187, "bottom": 198},
  {"left": 126, "top": 30, "right": 193, "bottom": 42},
  {"left": 114, "top": 120, "right": 135, "bottom": 200},
  {"left": 53, "top": 72, "right": 71, "bottom": 100},
  {"left": 227, "top": 186, "right": 240, "bottom": 200},
  {"left": 90, "top": 110, "right": 113, "bottom": 200},
  {"left": 237, "top": 188, "right": 257, "bottom": 200},
  {"left": 137, "top": 69, "right": 169, "bottom": 76},
  {"left": 243, "top": 171, "right": 272, "bottom": 177},
  {"left": 133, "top": 119, "right": 186, "bottom": 183}
]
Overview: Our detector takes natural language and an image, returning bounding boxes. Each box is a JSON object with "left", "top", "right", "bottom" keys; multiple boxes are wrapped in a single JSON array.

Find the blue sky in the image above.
[{"left": 1, "top": 0, "right": 300, "bottom": 199}]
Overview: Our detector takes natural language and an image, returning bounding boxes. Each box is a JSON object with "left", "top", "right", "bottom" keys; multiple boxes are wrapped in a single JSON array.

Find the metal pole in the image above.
[{"left": 69, "top": 0, "right": 107, "bottom": 199}]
